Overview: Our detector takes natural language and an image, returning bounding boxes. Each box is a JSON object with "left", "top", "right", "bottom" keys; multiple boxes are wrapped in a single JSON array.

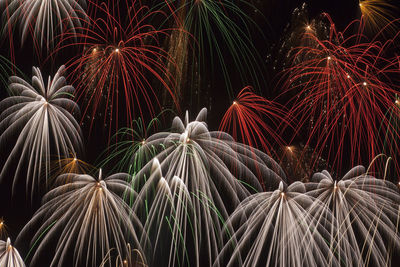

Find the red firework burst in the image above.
[
  {"left": 281, "top": 14, "right": 400, "bottom": 174},
  {"left": 56, "top": 0, "right": 178, "bottom": 138},
  {"left": 219, "top": 86, "right": 290, "bottom": 158}
]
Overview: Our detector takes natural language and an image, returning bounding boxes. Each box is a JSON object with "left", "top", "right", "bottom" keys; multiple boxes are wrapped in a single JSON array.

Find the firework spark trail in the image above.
[
  {"left": 0, "top": 238, "right": 25, "bottom": 267},
  {"left": 50, "top": 155, "right": 95, "bottom": 184},
  {"left": 0, "top": 219, "right": 7, "bottom": 241},
  {"left": 17, "top": 171, "right": 144, "bottom": 267},
  {"left": 99, "top": 243, "right": 147, "bottom": 267},
  {"left": 55, "top": 0, "right": 178, "bottom": 140},
  {"left": 359, "top": 0, "right": 399, "bottom": 36},
  {"left": 219, "top": 86, "right": 291, "bottom": 160},
  {"left": 1, "top": 0, "right": 88, "bottom": 51},
  {"left": 216, "top": 164, "right": 400, "bottom": 267},
  {"left": 379, "top": 94, "right": 400, "bottom": 180},
  {"left": 97, "top": 112, "right": 169, "bottom": 176},
  {"left": 132, "top": 159, "right": 196, "bottom": 267},
  {"left": 215, "top": 181, "right": 336, "bottom": 267},
  {"left": 0, "top": 55, "right": 24, "bottom": 89},
  {"left": 281, "top": 14, "right": 400, "bottom": 175},
  {"left": 0, "top": 65, "right": 82, "bottom": 195},
  {"left": 305, "top": 166, "right": 400, "bottom": 266},
  {"left": 162, "top": 0, "right": 265, "bottom": 102},
  {"left": 130, "top": 108, "right": 286, "bottom": 266}
]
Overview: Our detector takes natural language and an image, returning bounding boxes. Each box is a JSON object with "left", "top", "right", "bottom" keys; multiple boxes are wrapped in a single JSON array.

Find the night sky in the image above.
[{"left": 1, "top": 0, "right": 400, "bottom": 266}]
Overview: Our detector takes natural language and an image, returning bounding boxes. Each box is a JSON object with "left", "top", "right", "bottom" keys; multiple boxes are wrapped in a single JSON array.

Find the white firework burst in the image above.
[
  {"left": 305, "top": 166, "right": 400, "bottom": 266},
  {"left": 0, "top": 238, "right": 25, "bottom": 267},
  {"left": 131, "top": 108, "right": 286, "bottom": 266},
  {"left": 17, "top": 170, "right": 144, "bottom": 267},
  {"left": 0, "top": 65, "right": 82, "bottom": 195},
  {"left": 1, "top": 0, "right": 88, "bottom": 49},
  {"left": 216, "top": 181, "right": 336, "bottom": 267}
]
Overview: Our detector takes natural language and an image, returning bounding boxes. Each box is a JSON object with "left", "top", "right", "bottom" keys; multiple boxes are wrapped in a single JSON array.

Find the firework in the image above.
[
  {"left": 219, "top": 86, "right": 290, "bottom": 159},
  {"left": 50, "top": 155, "right": 95, "bottom": 184},
  {"left": 99, "top": 243, "right": 147, "bottom": 267},
  {"left": 278, "top": 143, "right": 329, "bottom": 183},
  {"left": 215, "top": 181, "right": 335, "bottom": 267},
  {"left": 305, "top": 165, "right": 400, "bottom": 266},
  {"left": 0, "top": 55, "right": 23, "bottom": 88},
  {"left": 132, "top": 160, "right": 197, "bottom": 267},
  {"left": 163, "top": 0, "right": 265, "bottom": 103},
  {"left": 97, "top": 112, "right": 171, "bottom": 175},
  {"left": 0, "top": 65, "right": 82, "bottom": 195},
  {"left": 131, "top": 108, "right": 286, "bottom": 266},
  {"left": 17, "top": 170, "right": 144, "bottom": 267},
  {"left": 58, "top": 0, "right": 177, "bottom": 138},
  {"left": 1, "top": 0, "right": 88, "bottom": 50},
  {"left": 281, "top": 14, "right": 400, "bottom": 174},
  {"left": 377, "top": 95, "right": 400, "bottom": 179},
  {"left": 268, "top": 3, "right": 330, "bottom": 77},
  {"left": 0, "top": 219, "right": 6, "bottom": 240},
  {"left": 216, "top": 164, "right": 400, "bottom": 266},
  {"left": 359, "top": 0, "right": 399, "bottom": 35},
  {"left": 0, "top": 238, "right": 25, "bottom": 267}
]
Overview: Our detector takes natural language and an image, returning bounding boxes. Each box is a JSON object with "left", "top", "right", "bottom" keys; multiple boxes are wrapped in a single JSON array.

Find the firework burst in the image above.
[
  {"left": 216, "top": 181, "right": 335, "bottom": 267},
  {"left": 1, "top": 0, "right": 88, "bottom": 51},
  {"left": 281, "top": 14, "right": 400, "bottom": 174},
  {"left": 0, "top": 65, "right": 82, "bottom": 195},
  {"left": 358, "top": 0, "right": 399, "bottom": 36},
  {"left": 219, "top": 86, "right": 290, "bottom": 159},
  {"left": 305, "top": 165, "right": 400, "bottom": 266},
  {"left": 17, "top": 170, "right": 144, "bottom": 267},
  {"left": 163, "top": 0, "right": 265, "bottom": 103},
  {"left": 0, "top": 238, "right": 25, "bottom": 267},
  {"left": 130, "top": 108, "right": 286, "bottom": 266},
  {"left": 97, "top": 112, "right": 170, "bottom": 175},
  {"left": 58, "top": 0, "right": 177, "bottom": 138}
]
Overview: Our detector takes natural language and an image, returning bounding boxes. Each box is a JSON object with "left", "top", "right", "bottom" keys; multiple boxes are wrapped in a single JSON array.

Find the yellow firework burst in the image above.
[{"left": 359, "top": 0, "right": 398, "bottom": 35}]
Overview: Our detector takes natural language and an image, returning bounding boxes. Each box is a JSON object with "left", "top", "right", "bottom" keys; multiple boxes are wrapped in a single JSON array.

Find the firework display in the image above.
[
  {"left": 162, "top": 0, "right": 265, "bottom": 106},
  {"left": 17, "top": 171, "right": 143, "bottom": 267},
  {"left": 58, "top": 0, "right": 177, "bottom": 138},
  {"left": 0, "top": 65, "right": 82, "bottom": 195},
  {"left": 0, "top": 1, "right": 400, "bottom": 267},
  {"left": 130, "top": 109, "right": 285, "bottom": 266},
  {"left": 1, "top": 0, "right": 88, "bottom": 50},
  {"left": 280, "top": 13, "right": 400, "bottom": 175},
  {"left": 0, "top": 238, "right": 25, "bottom": 267}
]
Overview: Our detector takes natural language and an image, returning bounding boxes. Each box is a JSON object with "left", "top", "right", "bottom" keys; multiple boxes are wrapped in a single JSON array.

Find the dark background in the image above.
[{"left": 0, "top": 0, "right": 399, "bottom": 265}]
